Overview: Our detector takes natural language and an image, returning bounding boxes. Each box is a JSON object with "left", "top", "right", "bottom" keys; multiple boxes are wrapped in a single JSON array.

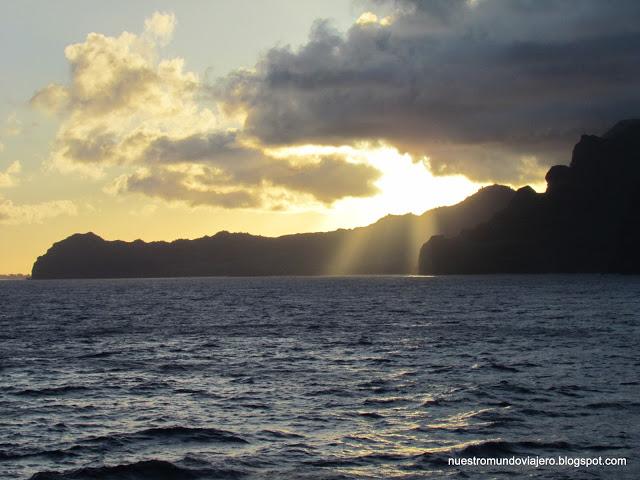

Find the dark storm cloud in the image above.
[
  {"left": 217, "top": 0, "right": 640, "bottom": 182},
  {"left": 141, "top": 131, "right": 245, "bottom": 164}
]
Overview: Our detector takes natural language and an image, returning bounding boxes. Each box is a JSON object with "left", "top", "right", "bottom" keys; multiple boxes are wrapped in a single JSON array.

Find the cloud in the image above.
[
  {"left": 216, "top": 0, "right": 640, "bottom": 182},
  {"left": 109, "top": 166, "right": 260, "bottom": 208},
  {"left": 0, "top": 197, "right": 77, "bottom": 224},
  {"left": 356, "top": 12, "right": 391, "bottom": 26},
  {"left": 31, "top": 31, "right": 197, "bottom": 120},
  {"left": 29, "top": 18, "right": 209, "bottom": 177},
  {"left": 4, "top": 113, "right": 22, "bottom": 137},
  {"left": 30, "top": 84, "right": 71, "bottom": 114},
  {"left": 144, "top": 11, "right": 176, "bottom": 46},
  {"left": 108, "top": 136, "right": 381, "bottom": 208},
  {"left": 265, "top": 156, "right": 380, "bottom": 203},
  {"left": 137, "top": 130, "right": 380, "bottom": 199},
  {"left": 32, "top": 12, "right": 379, "bottom": 207},
  {"left": 0, "top": 161, "right": 21, "bottom": 188}
]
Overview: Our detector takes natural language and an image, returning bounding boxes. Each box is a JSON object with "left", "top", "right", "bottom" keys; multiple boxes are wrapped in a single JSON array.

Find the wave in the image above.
[
  {"left": 488, "top": 362, "right": 520, "bottom": 372},
  {"left": 29, "top": 460, "right": 196, "bottom": 480},
  {"left": 75, "top": 426, "right": 249, "bottom": 450},
  {"left": 445, "top": 439, "right": 573, "bottom": 458},
  {"left": 414, "top": 438, "right": 574, "bottom": 465},
  {"left": 421, "top": 396, "right": 459, "bottom": 407},
  {"left": 118, "top": 426, "right": 248, "bottom": 444},
  {"left": 260, "top": 429, "right": 304, "bottom": 439},
  {"left": 519, "top": 407, "right": 566, "bottom": 418},
  {"left": 363, "top": 396, "right": 410, "bottom": 406},
  {"left": 29, "top": 459, "right": 245, "bottom": 480},
  {"left": 77, "top": 350, "right": 120, "bottom": 359},
  {"left": 548, "top": 385, "right": 586, "bottom": 398},
  {"left": 473, "top": 409, "right": 523, "bottom": 427},
  {"left": 354, "top": 452, "right": 409, "bottom": 463},
  {"left": 15, "top": 385, "right": 91, "bottom": 397},
  {"left": 171, "top": 388, "right": 221, "bottom": 398},
  {"left": 0, "top": 447, "right": 76, "bottom": 462},
  {"left": 366, "top": 385, "right": 400, "bottom": 394},
  {"left": 585, "top": 400, "right": 640, "bottom": 410},
  {"left": 156, "top": 363, "right": 197, "bottom": 372},
  {"left": 491, "top": 381, "right": 536, "bottom": 395},
  {"left": 357, "top": 411, "right": 384, "bottom": 418},
  {"left": 4, "top": 427, "right": 248, "bottom": 463},
  {"left": 307, "top": 387, "right": 354, "bottom": 397},
  {"left": 464, "top": 439, "right": 571, "bottom": 457},
  {"left": 411, "top": 438, "right": 576, "bottom": 470}
]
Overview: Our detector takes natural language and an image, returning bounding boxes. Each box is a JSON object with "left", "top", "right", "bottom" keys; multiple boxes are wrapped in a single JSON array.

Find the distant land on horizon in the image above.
[
  {"left": 31, "top": 120, "right": 640, "bottom": 279},
  {"left": 31, "top": 185, "right": 515, "bottom": 279}
]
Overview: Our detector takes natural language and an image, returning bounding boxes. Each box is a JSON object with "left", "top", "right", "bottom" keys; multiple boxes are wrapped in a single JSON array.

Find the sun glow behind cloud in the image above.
[
  {"left": 27, "top": 9, "right": 485, "bottom": 228},
  {"left": 266, "top": 143, "right": 482, "bottom": 229}
]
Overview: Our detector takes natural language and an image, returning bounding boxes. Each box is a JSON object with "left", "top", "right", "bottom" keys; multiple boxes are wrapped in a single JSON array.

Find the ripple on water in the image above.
[{"left": 0, "top": 275, "right": 638, "bottom": 480}]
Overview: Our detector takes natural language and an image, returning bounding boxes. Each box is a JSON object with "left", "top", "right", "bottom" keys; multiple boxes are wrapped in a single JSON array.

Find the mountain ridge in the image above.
[
  {"left": 31, "top": 185, "right": 515, "bottom": 279},
  {"left": 419, "top": 119, "right": 640, "bottom": 274}
]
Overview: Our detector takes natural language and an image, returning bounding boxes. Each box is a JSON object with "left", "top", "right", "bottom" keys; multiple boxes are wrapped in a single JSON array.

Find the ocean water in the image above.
[{"left": 0, "top": 275, "right": 639, "bottom": 479}]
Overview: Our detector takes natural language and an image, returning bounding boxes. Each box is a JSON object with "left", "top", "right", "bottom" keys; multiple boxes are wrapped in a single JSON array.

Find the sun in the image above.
[
  {"left": 327, "top": 145, "right": 482, "bottom": 229},
  {"left": 264, "top": 143, "right": 482, "bottom": 230},
  {"left": 361, "top": 146, "right": 480, "bottom": 215}
]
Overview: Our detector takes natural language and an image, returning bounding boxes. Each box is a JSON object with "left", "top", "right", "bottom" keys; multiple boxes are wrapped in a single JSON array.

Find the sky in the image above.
[{"left": 1, "top": 0, "right": 639, "bottom": 274}]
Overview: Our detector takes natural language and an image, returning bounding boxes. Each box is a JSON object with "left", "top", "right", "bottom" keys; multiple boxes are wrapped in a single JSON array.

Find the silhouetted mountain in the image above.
[
  {"left": 31, "top": 185, "right": 514, "bottom": 279},
  {"left": 419, "top": 119, "right": 640, "bottom": 274}
]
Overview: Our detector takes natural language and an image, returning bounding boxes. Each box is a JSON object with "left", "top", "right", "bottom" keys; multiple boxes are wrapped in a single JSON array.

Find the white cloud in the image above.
[
  {"left": 0, "top": 197, "right": 77, "bottom": 224},
  {"left": 356, "top": 12, "right": 391, "bottom": 26},
  {"left": 30, "top": 84, "right": 70, "bottom": 114},
  {"left": 144, "top": 11, "right": 177, "bottom": 46},
  {"left": 31, "top": 13, "right": 204, "bottom": 176},
  {"left": 4, "top": 113, "right": 22, "bottom": 137},
  {"left": 0, "top": 161, "right": 21, "bottom": 188}
]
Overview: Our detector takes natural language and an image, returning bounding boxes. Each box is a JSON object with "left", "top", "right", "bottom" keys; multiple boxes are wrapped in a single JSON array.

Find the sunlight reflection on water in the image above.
[{"left": 0, "top": 275, "right": 639, "bottom": 479}]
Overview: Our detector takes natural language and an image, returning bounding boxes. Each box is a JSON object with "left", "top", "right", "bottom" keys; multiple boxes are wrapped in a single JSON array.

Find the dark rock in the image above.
[
  {"left": 545, "top": 165, "right": 572, "bottom": 195},
  {"left": 419, "top": 119, "right": 640, "bottom": 274}
]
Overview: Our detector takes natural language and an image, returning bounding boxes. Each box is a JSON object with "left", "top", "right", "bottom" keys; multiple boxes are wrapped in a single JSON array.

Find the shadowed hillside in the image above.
[
  {"left": 419, "top": 120, "right": 640, "bottom": 274},
  {"left": 31, "top": 185, "right": 514, "bottom": 279}
]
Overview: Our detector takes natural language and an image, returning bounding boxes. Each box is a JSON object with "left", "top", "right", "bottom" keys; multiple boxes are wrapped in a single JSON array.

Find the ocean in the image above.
[{"left": 1, "top": 275, "right": 638, "bottom": 479}]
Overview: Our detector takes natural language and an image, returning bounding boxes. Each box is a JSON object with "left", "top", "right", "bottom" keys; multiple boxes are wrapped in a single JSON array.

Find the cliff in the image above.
[
  {"left": 419, "top": 120, "right": 640, "bottom": 274},
  {"left": 31, "top": 185, "right": 514, "bottom": 279}
]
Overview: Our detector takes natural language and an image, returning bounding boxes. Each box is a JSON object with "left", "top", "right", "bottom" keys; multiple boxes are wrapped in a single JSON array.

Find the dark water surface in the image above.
[{"left": 1, "top": 275, "right": 639, "bottom": 479}]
